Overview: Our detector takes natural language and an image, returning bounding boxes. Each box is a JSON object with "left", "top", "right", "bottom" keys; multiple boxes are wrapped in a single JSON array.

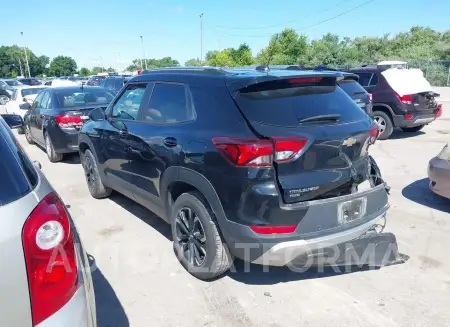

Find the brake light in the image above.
[
  {"left": 213, "top": 137, "right": 308, "bottom": 167},
  {"left": 22, "top": 193, "right": 78, "bottom": 326},
  {"left": 395, "top": 92, "right": 413, "bottom": 105},
  {"left": 250, "top": 225, "right": 297, "bottom": 235},
  {"left": 288, "top": 77, "right": 322, "bottom": 84},
  {"left": 272, "top": 137, "right": 308, "bottom": 162},
  {"left": 436, "top": 104, "right": 443, "bottom": 118},
  {"left": 369, "top": 122, "right": 379, "bottom": 144},
  {"left": 54, "top": 114, "right": 83, "bottom": 129},
  {"left": 137, "top": 70, "right": 142, "bottom": 75},
  {"left": 404, "top": 113, "right": 414, "bottom": 120},
  {"left": 367, "top": 93, "right": 372, "bottom": 102}
]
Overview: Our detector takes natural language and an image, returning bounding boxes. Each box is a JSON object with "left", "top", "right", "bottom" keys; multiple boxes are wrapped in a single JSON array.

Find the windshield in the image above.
[
  {"left": 21, "top": 87, "right": 47, "bottom": 97},
  {"left": 338, "top": 79, "right": 367, "bottom": 95},
  {"left": 54, "top": 88, "right": 114, "bottom": 108},
  {"left": 5, "top": 80, "right": 22, "bottom": 87}
]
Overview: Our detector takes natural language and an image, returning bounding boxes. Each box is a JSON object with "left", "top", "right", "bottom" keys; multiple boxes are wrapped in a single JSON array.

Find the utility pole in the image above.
[
  {"left": 20, "top": 32, "right": 31, "bottom": 77},
  {"left": 18, "top": 57, "right": 24, "bottom": 77},
  {"left": 199, "top": 13, "right": 204, "bottom": 65},
  {"left": 100, "top": 56, "right": 104, "bottom": 72},
  {"left": 117, "top": 53, "right": 121, "bottom": 72},
  {"left": 140, "top": 36, "right": 147, "bottom": 70}
]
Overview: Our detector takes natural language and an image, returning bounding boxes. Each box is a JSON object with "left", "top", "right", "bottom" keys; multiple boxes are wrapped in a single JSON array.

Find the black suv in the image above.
[
  {"left": 349, "top": 66, "right": 441, "bottom": 139},
  {"left": 79, "top": 67, "right": 390, "bottom": 280}
]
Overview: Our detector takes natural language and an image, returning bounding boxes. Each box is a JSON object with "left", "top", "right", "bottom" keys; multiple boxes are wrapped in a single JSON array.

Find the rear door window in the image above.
[
  {"left": 356, "top": 73, "right": 372, "bottom": 87},
  {"left": 369, "top": 74, "right": 379, "bottom": 86},
  {"left": 0, "top": 123, "right": 32, "bottom": 206},
  {"left": 235, "top": 78, "right": 367, "bottom": 127}
]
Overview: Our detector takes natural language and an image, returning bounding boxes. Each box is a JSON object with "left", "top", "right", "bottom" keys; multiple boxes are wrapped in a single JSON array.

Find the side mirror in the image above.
[
  {"left": 1, "top": 114, "right": 24, "bottom": 129},
  {"left": 89, "top": 107, "right": 106, "bottom": 121},
  {"left": 19, "top": 102, "right": 31, "bottom": 110}
]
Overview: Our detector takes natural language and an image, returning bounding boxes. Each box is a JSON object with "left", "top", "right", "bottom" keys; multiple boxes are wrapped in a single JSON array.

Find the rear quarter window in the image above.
[
  {"left": 235, "top": 79, "right": 367, "bottom": 126},
  {"left": 0, "top": 123, "right": 33, "bottom": 206}
]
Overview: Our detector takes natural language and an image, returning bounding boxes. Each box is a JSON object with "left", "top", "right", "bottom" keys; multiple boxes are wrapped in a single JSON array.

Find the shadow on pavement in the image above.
[
  {"left": 88, "top": 255, "right": 129, "bottom": 327},
  {"left": 109, "top": 192, "right": 172, "bottom": 241},
  {"left": 402, "top": 177, "right": 449, "bottom": 213},
  {"left": 387, "top": 129, "right": 425, "bottom": 140}
]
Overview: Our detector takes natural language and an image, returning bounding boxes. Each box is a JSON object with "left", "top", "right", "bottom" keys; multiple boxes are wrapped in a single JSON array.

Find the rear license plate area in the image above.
[{"left": 338, "top": 197, "right": 367, "bottom": 225}]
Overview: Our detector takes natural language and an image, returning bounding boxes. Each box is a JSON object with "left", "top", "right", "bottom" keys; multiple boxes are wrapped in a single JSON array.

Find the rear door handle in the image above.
[{"left": 163, "top": 137, "right": 177, "bottom": 147}]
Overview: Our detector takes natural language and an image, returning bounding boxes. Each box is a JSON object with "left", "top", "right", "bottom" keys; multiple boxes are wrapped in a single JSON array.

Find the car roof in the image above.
[
  {"left": 15, "top": 85, "right": 48, "bottom": 90},
  {"left": 348, "top": 66, "right": 381, "bottom": 73},
  {"left": 134, "top": 66, "right": 343, "bottom": 91},
  {"left": 48, "top": 85, "right": 103, "bottom": 92}
]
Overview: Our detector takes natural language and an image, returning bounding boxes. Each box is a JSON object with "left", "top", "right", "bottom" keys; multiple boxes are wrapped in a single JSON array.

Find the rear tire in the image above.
[
  {"left": 171, "top": 191, "right": 232, "bottom": 280},
  {"left": 17, "top": 126, "right": 24, "bottom": 134},
  {"left": 45, "top": 131, "right": 63, "bottom": 162},
  {"left": 401, "top": 125, "right": 425, "bottom": 133},
  {"left": 372, "top": 111, "right": 393, "bottom": 140},
  {"left": 24, "top": 124, "right": 34, "bottom": 144},
  {"left": 82, "top": 149, "right": 112, "bottom": 198}
]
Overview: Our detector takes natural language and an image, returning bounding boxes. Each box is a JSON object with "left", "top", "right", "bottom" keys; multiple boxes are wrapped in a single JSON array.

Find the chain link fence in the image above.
[{"left": 335, "top": 60, "right": 450, "bottom": 87}]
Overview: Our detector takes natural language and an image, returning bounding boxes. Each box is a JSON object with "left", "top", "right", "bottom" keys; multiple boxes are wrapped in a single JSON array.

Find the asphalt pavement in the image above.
[{"left": 1, "top": 102, "right": 450, "bottom": 327}]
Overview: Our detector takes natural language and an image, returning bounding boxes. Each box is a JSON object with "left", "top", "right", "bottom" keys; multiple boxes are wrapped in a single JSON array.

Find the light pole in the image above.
[
  {"left": 100, "top": 56, "right": 104, "bottom": 72},
  {"left": 140, "top": 36, "right": 147, "bottom": 70},
  {"left": 199, "top": 13, "right": 204, "bottom": 64},
  {"left": 20, "top": 32, "right": 31, "bottom": 77},
  {"left": 117, "top": 53, "right": 120, "bottom": 72}
]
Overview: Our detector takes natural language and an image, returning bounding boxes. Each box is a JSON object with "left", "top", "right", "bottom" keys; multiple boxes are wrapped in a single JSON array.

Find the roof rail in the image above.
[{"left": 141, "top": 66, "right": 225, "bottom": 75}]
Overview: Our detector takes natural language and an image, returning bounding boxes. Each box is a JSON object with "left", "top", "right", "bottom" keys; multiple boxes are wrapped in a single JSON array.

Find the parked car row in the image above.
[{"left": 11, "top": 66, "right": 401, "bottom": 282}]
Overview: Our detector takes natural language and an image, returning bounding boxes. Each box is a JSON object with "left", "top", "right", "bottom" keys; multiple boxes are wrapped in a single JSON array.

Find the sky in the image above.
[{"left": 2, "top": 0, "right": 449, "bottom": 70}]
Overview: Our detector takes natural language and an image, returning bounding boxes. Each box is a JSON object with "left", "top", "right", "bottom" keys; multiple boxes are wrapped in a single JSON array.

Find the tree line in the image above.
[{"left": 1, "top": 26, "right": 449, "bottom": 85}]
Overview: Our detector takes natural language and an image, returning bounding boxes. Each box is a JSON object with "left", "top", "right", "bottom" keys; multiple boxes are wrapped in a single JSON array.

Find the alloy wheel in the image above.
[
  {"left": 373, "top": 116, "right": 386, "bottom": 134},
  {"left": 83, "top": 155, "right": 95, "bottom": 187},
  {"left": 25, "top": 125, "right": 32, "bottom": 141},
  {"left": 175, "top": 207, "right": 207, "bottom": 267},
  {"left": 45, "top": 134, "right": 52, "bottom": 154}
]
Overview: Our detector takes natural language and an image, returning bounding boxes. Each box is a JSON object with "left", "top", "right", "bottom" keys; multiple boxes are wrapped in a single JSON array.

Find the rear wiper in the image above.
[{"left": 299, "top": 114, "right": 341, "bottom": 124}]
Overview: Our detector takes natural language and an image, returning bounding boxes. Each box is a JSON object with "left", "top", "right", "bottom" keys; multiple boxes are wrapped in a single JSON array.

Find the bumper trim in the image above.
[{"left": 252, "top": 213, "right": 386, "bottom": 266}]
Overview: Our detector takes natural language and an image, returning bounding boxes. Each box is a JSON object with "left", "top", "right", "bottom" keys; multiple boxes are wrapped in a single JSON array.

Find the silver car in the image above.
[{"left": 0, "top": 114, "right": 96, "bottom": 327}]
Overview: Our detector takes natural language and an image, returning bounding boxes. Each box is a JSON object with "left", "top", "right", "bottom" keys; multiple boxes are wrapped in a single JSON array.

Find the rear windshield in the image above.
[
  {"left": 235, "top": 78, "right": 367, "bottom": 126},
  {"left": 5, "top": 80, "right": 22, "bottom": 86},
  {"left": 55, "top": 88, "right": 114, "bottom": 108},
  {"left": 338, "top": 79, "right": 367, "bottom": 96},
  {"left": 21, "top": 87, "right": 47, "bottom": 97},
  {"left": 0, "top": 124, "right": 31, "bottom": 206}
]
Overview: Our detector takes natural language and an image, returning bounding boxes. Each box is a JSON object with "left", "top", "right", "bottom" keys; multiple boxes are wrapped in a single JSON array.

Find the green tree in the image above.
[
  {"left": 79, "top": 67, "right": 91, "bottom": 76},
  {"left": 184, "top": 58, "right": 202, "bottom": 66},
  {"left": 48, "top": 56, "right": 77, "bottom": 76}
]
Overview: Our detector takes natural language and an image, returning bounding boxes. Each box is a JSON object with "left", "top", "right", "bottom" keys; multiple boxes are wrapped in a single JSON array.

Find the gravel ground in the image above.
[{"left": 1, "top": 102, "right": 450, "bottom": 327}]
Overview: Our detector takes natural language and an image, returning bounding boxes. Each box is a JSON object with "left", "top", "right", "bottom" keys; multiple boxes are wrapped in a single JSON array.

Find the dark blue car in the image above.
[{"left": 23, "top": 86, "right": 114, "bottom": 162}]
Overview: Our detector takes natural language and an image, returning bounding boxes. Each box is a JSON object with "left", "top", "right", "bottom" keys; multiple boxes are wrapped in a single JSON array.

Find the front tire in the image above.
[
  {"left": 372, "top": 111, "right": 393, "bottom": 140},
  {"left": 401, "top": 125, "right": 425, "bottom": 133},
  {"left": 171, "top": 191, "right": 232, "bottom": 280},
  {"left": 81, "top": 149, "right": 112, "bottom": 198},
  {"left": 45, "top": 131, "right": 63, "bottom": 162},
  {"left": 17, "top": 126, "right": 25, "bottom": 134}
]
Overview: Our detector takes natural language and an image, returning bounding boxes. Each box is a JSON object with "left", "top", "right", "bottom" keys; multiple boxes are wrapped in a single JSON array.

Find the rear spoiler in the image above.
[{"left": 225, "top": 71, "right": 344, "bottom": 93}]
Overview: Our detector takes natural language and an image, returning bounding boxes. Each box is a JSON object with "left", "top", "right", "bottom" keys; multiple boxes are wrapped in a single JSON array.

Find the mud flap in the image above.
[{"left": 291, "top": 232, "right": 403, "bottom": 268}]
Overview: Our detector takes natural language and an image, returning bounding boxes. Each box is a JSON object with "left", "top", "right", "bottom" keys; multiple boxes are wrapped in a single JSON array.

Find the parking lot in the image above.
[{"left": 2, "top": 101, "right": 450, "bottom": 327}]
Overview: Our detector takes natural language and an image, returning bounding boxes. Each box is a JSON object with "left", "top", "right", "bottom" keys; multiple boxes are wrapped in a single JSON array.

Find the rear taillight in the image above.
[
  {"left": 368, "top": 93, "right": 372, "bottom": 102},
  {"left": 395, "top": 92, "right": 413, "bottom": 105},
  {"left": 436, "top": 104, "right": 443, "bottom": 118},
  {"left": 369, "top": 122, "right": 380, "bottom": 144},
  {"left": 137, "top": 70, "right": 142, "bottom": 75},
  {"left": 212, "top": 137, "right": 308, "bottom": 167},
  {"left": 250, "top": 224, "right": 297, "bottom": 235},
  {"left": 54, "top": 114, "right": 83, "bottom": 129},
  {"left": 22, "top": 193, "right": 78, "bottom": 326}
]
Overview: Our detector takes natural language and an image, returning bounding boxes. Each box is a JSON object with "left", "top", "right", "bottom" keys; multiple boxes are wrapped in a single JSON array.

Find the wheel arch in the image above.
[
  {"left": 372, "top": 104, "right": 394, "bottom": 122},
  {"left": 160, "top": 167, "right": 227, "bottom": 226}
]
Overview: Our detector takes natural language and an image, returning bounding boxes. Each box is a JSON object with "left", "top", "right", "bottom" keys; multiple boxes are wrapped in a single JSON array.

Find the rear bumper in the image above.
[
  {"left": 218, "top": 184, "right": 390, "bottom": 265},
  {"left": 49, "top": 127, "right": 79, "bottom": 153},
  {"left": 428, "top": 157, "right": 450, "bottom": 199},
  {"left": 393, "top": 113, "right": 436, "bottom": 127}
]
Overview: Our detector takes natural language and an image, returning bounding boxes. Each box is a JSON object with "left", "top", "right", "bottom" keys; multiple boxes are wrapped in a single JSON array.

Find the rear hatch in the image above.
[
  {"left": 231, "top": 75, "right": 376, "bottom": 204},
  {"left": 409, "top": 91, "right": 439, "bottom": 114},
  {"left": 338, "top": 78, "right": 372, "bottom": 115}
]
